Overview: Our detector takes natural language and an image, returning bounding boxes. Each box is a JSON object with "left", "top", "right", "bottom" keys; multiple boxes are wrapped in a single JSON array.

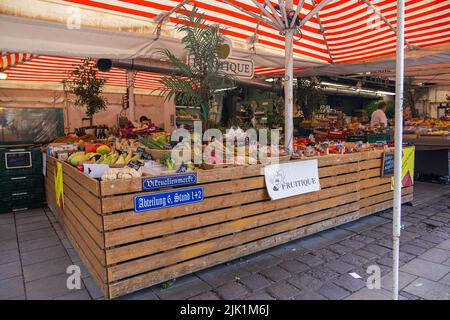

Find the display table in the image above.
[{"left": 44, "top": 150, "right": 413, "bottom": 299}]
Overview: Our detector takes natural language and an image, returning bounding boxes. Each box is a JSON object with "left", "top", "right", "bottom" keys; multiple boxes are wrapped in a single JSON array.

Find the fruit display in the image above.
[{"left": 101, "top": 167, "right": 142, "bottom": 181}]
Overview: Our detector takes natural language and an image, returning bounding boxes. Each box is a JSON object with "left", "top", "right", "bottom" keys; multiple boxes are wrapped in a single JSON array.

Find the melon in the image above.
[{"left": 96, "top": 145, "right": 111, "bottom": 155}]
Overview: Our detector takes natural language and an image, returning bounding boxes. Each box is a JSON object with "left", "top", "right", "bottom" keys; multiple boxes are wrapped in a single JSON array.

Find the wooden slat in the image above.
[
  {"left": 360, "top": 183, "right": 392, "bottom": 198},
  {"left": 108, "top": 208, "right": 363, "bottom": 298},
  {"left": 360, "top": 186, "right": 414, "bottom": 208},
  {"left": 61, "top": 160, "right": 100, "bottom": 196},
  {"left": 63, "top": 171, "right": 102, "bottom": 213},
  {"left": 64, "top": 186, "right": 103, "bottom": 232},
  {"left": 103, "top": 178, "right": 360, "bottom": 233},
  {"left": 360, "top": 192, "right": 413, "bottom": 216},
  {"left": 104, "top": 183, "right": 359, "bottom": 248},
  {"left": 106, "top": 192, "right": 359, "bottom": 264},
  {"left": 108, "top": 200, "right": 359, "bottom": 281}
]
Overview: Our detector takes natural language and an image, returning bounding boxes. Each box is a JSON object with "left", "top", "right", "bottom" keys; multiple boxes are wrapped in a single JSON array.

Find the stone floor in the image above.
[{"left": 1, "top": 182, "right": 450, "bottom": 300}]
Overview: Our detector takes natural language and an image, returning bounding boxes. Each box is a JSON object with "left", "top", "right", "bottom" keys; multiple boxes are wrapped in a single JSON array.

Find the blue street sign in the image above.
[
  {"left": 142, "top": 173, "right": 197, "bottom": 191},
  {"left": 134, "top": 187, "right": 204, "bottom": 213}
]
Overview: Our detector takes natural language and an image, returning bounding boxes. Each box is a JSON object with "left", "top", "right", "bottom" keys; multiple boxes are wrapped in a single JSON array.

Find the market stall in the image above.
[{"left": 44, "top": 141, "right": 413, "bottom": 298}]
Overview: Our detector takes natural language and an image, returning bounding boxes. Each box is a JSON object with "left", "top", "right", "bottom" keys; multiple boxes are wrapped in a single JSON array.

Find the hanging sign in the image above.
[
  {"left": 264, "top": 160, "right": 321, "bottom": 200},
  {"left": 134, "top": 187, "right": 204, "bottom": 213},
  {"left": 54, "top": 162, "right": 64, "bottom": 208},
  {"left": 220, "top": 57, "right": 254, "bottom": 79},
  {"left": 142, "top": 173, "right": 197, "bottom": 191},
  {"left": 390, "top": 146, "right": 415, "bottom": 190}
]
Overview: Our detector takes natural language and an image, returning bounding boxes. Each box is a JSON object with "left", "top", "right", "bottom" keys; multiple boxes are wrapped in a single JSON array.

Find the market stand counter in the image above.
[{"left": 44, "top": 151, "right": 413, "bottom": 299}]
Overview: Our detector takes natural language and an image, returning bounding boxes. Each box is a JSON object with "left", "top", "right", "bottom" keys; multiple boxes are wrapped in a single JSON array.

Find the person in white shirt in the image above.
[{"left": 370, "top": 102, "right": 388, "bottom": 127}]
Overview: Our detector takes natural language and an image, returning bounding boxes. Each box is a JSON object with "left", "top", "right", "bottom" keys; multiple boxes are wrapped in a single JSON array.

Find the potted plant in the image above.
[
  {"left": 157, "top": 6, "right": 234, "bottom": 130},
  {"left": 62, "top": 58, "right": 109, "bottom": 126},
  {"left": 404, "top": 76, "right": 427, "bottom": 118}
]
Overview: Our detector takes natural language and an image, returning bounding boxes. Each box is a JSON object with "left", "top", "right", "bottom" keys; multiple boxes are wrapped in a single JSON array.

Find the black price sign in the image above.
[{"left": 381, "top": 152, "right": 394, "bottom": 177}]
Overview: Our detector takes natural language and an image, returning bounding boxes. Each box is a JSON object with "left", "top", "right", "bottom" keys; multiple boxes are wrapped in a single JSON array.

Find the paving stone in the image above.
[
  {"left": 317, "top": 283, "right": 350, "bottom": 300},
  {"left": 305, "top": 265, "right": 340, "bottom": 282},
  {"left": 364, "top": 243, "right": 391, "bottom": 256},
  {"left": 401, "top": 258, "right": 450, "bottom": 281},
  {"left": 156, "top": 277, "right": 210, "bottom": 300},
  {"left": 377, "top": 237, "right": 394, "bottom": 249},
  {"left": 196, "top": 264, "right": 250, "bottom": 288},
  {"left": 403, "top": 278, "right": 450, "bottom": 300},
  {"left": 267, "top": 247, "right": 309, "bottom": 260},
  {"left": 353, "top": 249, "right": 380, "bottom": 260},
  {"left": 0, "top": 261, "right": 22, "bottom": 280},
  {"left": 17, "top": 227, "right": 56, "bottom": 242},
  {"left": 409, "top": 239, "right": 435, "bottom": 249},
  {"left": 377, "top": 256, "right": 394, "bottom": 267},
  {"left": 15, "top": 216, "right": 48, "bottom": 226},
  {"left": 423, "top": 219, "right": 444, "bottom": 228},
  {"left": 0, "top": 249, "right": 19, "bottom": 265},
  {"left": 297, "top": 235, "right": 335, "bottom": 251},
  {"left": 0, "top": 226, "right": 16, "bottom": 241},
  {"left": 66, "top": 248, "right": 82, "bottom": 263},
  {"left": 23, "top": 256, "right": 72, "bottom": 282},
  {"left": 293, "top": 291, "right": 328, "bottom": 300},
  {"left": 313, "top": 248, "right": 340, "bottom": 262},
  {"left": 118, "top": 288, "right": 159, "bottom": 300},
  {"left": 319, "top": 228, "right": 354, "bottom": 242},
  {"left": 288, "top": 274, "right": 323, "bottom": 291},
  {"left": 21, "top": 244, "right": 67, "bottom": 266},
  {"left": 244, "top": 291, "right": 275, "bottom": 300},
  {"left": 0, "top": 239, "right": 18, "bottom": 252},
  {"left": 443, "top": 258, "right": 450, "bottom": 267},
  {"left": 345, "top": 288, "right": 398, "bottom": 300},
  {"left": 324, "top": 260, "right": 354, "bottom": 274},
  {"left": 437, "top": 239, "right": 450, "bottom": 250},
  {"left": 381, "top": 271, "right": 418, "bottom": 292},
  {"left": 55, "top": 289, "right": 91, "bottom": 300},
  {"left": 428, "top": 215, "right": 449, "bottom": 223},
  {"left": 266, "top": 281, "right": 301, "bottom": 299},
  {"left": 216, "top": 282, "right": 249, "bottom": 300},
  {"left": 333, "top": 274, "right": 366, "bottom": 292},
  {"left": 18, "top": 235, "right": 60, "bottom": 253},
  {"left": 240, "top": 273, "right": 271, "bottom": 292},
  {"left": 26, "top": 273, "right": 84, "bottom": 300},
  {"left": 278, "top": 260, "right": 309, "bottom": 274},
  {"left": 419, "top": 248, "right": 450, "bottom": 264},
  {"left": 351, "top": 234, "right": 376, "bottom": 244},
  {"left": 259, "top": 266, "right": 290, "bottom": 282},
  {"left": 60, "top": 238, "right": 73, "bottom": 250},
  {"left": 440, "top": 273, "right": 450, "bottom": 287},
  {"left": 241, "top": 254, "right": 282, "bottom": 273},
  {"left": 0, "top": 276, "right": 25, "bottom": 300},
  {"left": 401, "top": 243, "right": 427, "bottom": 256},
  {"left": 340, "top": 220, "right": 373, "bottom": 233},
  {"left": 187, "top": 291, "right": 220, "bottom": 300},
  {"left": 327, "top": 243, "right": 353, "bottom": 255},
  {"left": 339, "top": 239, "right": 366, "bottom": 250},
  {"left": 0, "top": 215, "right": 14, "bottom": 226},
  {"left": 340, "top": 253, "right": 370, "bottom": 267},
  {"left": 16, "top": 220, "right": 51, "bottom": 233},
  {"left": 296, "top": 253, "right": 323, "bottom": 268}
]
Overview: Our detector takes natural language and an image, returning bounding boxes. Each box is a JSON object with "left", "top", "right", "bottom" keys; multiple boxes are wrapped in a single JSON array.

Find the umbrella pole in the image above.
[
  {"left": 392, "top": 0, "right": 405, "bottom": 301},
  {"left": 284, "top": 28, "right": 294, "bottom": 152}
]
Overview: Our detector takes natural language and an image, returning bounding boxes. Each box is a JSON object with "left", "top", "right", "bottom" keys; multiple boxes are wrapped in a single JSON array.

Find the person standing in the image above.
[{"left": 370, "top": 101, "right": 388, "bottom": 127}]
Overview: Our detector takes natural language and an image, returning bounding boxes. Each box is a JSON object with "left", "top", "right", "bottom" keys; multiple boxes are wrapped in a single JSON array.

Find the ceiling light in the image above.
[{"left": 0, "top": 72, "right": 8, "bottom": 80}]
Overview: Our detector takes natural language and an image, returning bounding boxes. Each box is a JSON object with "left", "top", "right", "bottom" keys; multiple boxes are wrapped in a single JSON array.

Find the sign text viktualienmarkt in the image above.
[{"left": 142, "top": 173, "right": 197, "bottom": 191}]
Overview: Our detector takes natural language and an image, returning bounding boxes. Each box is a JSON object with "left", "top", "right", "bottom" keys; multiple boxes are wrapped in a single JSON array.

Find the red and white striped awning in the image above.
[
  {"left": 0, "top": 52, "right": 34, "bottom": 70},
  {"left": 58, "top": 0, "right": 450, "bottom": 64},
  {"left": 2, "top": 54, "right": 301, "bottom": 90}
]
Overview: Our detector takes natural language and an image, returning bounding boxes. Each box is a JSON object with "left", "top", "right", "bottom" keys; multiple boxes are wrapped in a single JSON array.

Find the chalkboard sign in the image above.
[
  {"left": 381, "top": 152, "right": 394, "bottom": 177},
  {"left": 5, "top": 152, "right": 32, "bottom": 169}
]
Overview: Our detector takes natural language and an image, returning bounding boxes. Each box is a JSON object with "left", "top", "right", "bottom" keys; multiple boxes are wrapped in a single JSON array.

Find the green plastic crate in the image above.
[
  {"left": 0, "top": 190, "right": 44, "bottom": 214},
  {"left": 0, "top": 175, "right": 43, "bottom": 193},
  {"left": 0, "top": 146, "right": 42, "bottom": 177}
]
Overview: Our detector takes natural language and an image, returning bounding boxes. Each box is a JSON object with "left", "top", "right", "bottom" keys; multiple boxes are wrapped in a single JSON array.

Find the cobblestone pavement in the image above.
[{"left": 1, "top": 183, "right": 450, "bottom": 300}]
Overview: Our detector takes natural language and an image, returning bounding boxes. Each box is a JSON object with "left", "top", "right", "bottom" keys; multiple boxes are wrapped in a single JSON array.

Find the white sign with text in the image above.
[{"left": 264, "top": 159, "right": 321, "bottom": 200}]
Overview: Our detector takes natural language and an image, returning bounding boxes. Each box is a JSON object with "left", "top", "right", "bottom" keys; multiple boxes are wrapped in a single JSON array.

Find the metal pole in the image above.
[
  {"left": 284, "top": 0, "right": 294, "bottom": 152},
  {"left": 392, "top": 0, "right": 405, "bottom": 301}
]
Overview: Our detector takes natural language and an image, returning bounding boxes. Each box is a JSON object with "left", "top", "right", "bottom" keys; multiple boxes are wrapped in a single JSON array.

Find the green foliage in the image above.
[
  {"left": 267, "top": 96, "right": 285, "bottom": 128},
  {"left": 404, "top": 76, "right": 427, "bottom": 118},
  {"left": 296, "top": 77, "right": 326, "bottom": 120},
  {"left": 62, "top": 59, "right": 108, "bottom": 120},
  {"left": 157, "top": 6, "right": 234, "bottom": 127}
]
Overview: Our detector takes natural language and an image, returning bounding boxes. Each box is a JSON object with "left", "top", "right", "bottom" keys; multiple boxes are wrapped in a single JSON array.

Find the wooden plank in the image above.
[
  {"left": 64, "top": 198, "right": 106, "bottom": 266},
  {"left": 360, "top": 193, "right": 413, "bottom": 216},
  {"left": 64, "top": 196, "right": 104, "bottom": 249},
  {"left": 63, "top": 172, "right": 102, "bottom": 214},
  {"left": 360, "top": 187, "right": 414, "bottom": 208},
  {"left": 106, "top": 193, "right": 359, "bottom": 264},
  {"left": 63, "top": 217, "right": 109, "bottom": 298},
  {"left": 359, "top": 177, "right": 391, "bottom": 189},
  {"left": 108, "top": 208, "right": 363, "bottom": 298},
  {"left": 360, "top": 183, "right": 392, "bottom": 198},
  {"left": 103, "top": 173, "right": 361, "bottom": 231},
  {"left": 61, "top": 160, "right": 100, "bottom": 196},
  {"left": 100, "top": 178, "right": 142, "bottom": 197},
  {"left": 108, "top": 200, "right": 359, "bottom": 281},
  {"left": 64, "top": 186, "right": 103, "bottom": 232}
]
